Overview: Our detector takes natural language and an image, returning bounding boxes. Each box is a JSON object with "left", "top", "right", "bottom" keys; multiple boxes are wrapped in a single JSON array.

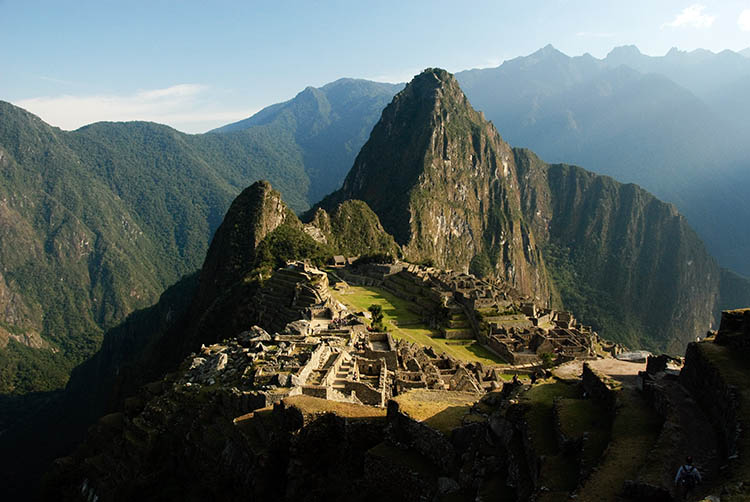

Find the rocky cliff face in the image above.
[
  {"left": 319, "top": 69, "right": 550, "bottom": 302},
  {"left": 514, "top": 149, "right": 720, "bottom": 352}
]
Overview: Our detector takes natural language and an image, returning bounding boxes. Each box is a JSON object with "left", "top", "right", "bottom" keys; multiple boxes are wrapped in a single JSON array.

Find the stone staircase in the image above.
[{"left": 333, "top": 360, "right": 353, "bottom": 391}]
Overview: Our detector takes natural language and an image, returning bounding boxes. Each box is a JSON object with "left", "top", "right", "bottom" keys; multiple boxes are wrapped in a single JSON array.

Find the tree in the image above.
[{"left": 368, "top": 304, "right": 384, "bottom": 330}]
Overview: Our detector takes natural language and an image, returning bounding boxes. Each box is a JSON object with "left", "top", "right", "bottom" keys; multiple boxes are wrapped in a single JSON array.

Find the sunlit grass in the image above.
[{"left": 330, "top": 283, "right": 504, "bottom": 365}]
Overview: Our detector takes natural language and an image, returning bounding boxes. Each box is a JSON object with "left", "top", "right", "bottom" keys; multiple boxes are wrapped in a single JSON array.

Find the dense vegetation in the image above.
[
  {"left": 0, "top": 78, "right": 399, "bottom": 395},
  {"left": 305, "top": 200, "right": 401, "bottom": 258}
]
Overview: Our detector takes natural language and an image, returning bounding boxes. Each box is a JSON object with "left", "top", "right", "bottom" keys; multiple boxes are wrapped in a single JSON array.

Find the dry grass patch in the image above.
[
  {"left": 283, "top": 395, "right": 387, "bottom": 419},
  {"left": 394, "top": 389, "right": 480, "bottom": 434}
]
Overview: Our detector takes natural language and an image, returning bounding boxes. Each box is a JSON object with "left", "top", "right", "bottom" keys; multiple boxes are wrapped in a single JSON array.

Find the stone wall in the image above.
[
  {"left": 359, "top": 349, "right": 397, "bottom": 371},
  {"left": 292, "top": 344, "right": 329, "bottom": 386},
  {"left": 715, "top": 308, "right": 750, "bottom": 352},
  {"left": 582, "top": 363, "right": 616, "bottom": 410},
  {"left": 345, "top": 381, "right": 385, "bottom": 406},
  {"left": 680, "top": 342, "right": 741, "bottom": 458}
]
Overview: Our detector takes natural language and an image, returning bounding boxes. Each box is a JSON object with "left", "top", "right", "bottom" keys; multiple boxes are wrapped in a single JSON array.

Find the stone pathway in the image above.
[{"left": 553, "top": 358, "right": 645, "bottom": 387}]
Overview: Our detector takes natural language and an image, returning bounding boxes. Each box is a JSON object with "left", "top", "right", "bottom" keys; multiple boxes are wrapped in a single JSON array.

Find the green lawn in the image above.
[{"left": 330, "top": 283, "right": 504, "bottom": 366}]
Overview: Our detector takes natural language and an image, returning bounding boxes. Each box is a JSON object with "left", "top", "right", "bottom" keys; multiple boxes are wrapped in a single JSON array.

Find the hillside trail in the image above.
[{"left": 556, "top": 359, "right": 721, "bottom": 501}]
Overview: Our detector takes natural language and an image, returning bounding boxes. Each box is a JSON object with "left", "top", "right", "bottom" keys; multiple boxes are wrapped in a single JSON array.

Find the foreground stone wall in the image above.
[{"left": 680, "top": 342, "right": 741, "bottom": 458}]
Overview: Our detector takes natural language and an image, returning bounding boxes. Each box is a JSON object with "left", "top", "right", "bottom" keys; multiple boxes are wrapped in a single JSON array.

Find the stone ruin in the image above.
[
  {"left": 178, "top": 261, "right": 504, "bottom": 412},
  {"left": 332, "top": 260, "right": 618, "bottom": 365},
  {"left": 254, "top": 261, "right": 337, "bottom": 333},
  {"left": 179, "top": 322, "right": 502, "bottom": 411},
  {"left": 177, "top": 258, "right": 624, "bottom": 420}
]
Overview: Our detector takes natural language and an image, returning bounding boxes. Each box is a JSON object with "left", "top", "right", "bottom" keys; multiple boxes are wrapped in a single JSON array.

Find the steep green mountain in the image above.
[
  {"left": 317, "top": 69, "right": 550, "bottom": 302},
  {"left": 319, "top": 68, "right": 750, "bottom": 352},
  {"left": 455, "top": 46, "right": 750, "bottom": 276},
  {"left": 0, "top": 103, "right": 308, "bottom": 394},
  {"left": 0, "top": 78, "right": 400, "bottom": 395},
  {"left": 211, "top": 78, "right": 403, "bottom": 203},
  {"left": 64, "top": 180, "right": 396, "bottom": 428},
  {"left": 306, "top": 200, "right": 400, "bottom": 258},
  {"left": 515, "top": 149, "right": 720, "bottom": 353}
]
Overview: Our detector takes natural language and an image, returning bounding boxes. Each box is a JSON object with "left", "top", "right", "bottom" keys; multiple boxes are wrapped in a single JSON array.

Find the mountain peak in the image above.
[
  {"left": 529, "top": 44, "right": 566, "bottom": 60},
  {"left": 197, "top": 180, "right": 297, "bottom": 301},
  {"left": 318, "top": 71, "right": 550, "bottom": 299},
  {"left": 415, "top": 67, "right": 452, "bottom": 82},
  {"left": 666, "top": 46, "right": 684, "bottom": 56},
  {"left": 405, "top": 67, "right": 460, "bottom": 98},
  {"left": 607, "top": 44, "right": 643, "bottom": 58}
]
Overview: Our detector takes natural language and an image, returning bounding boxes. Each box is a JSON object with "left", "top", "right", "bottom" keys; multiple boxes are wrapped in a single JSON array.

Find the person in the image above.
[
  {"left": 674, "top": 456, "right": 701, "bottom": 500},
  {"left": 512, "top": 374, "right": 519, "bottom": 386}
]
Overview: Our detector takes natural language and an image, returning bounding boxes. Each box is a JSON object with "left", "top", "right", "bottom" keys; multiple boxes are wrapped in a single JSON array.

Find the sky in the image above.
[{"left": 1, "top": 0, "right": 749, "bottom": 133}]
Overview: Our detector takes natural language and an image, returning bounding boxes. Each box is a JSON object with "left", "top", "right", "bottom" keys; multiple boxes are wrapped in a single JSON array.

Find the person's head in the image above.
[{"left": 686, "top": 456, "right": 693, "bottom": 465}]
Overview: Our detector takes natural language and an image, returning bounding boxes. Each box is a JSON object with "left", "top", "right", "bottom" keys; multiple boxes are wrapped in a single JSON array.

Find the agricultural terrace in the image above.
[{"left": 329, "top": 281, "right": 504, "bottom": 366}]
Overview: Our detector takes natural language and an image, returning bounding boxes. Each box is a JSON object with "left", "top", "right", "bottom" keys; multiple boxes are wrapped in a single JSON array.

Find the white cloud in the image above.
[
  {"left": 739, "top": 9, "right": 750, "bottom": 31},
  {"left": 662, "top": 4, "right": 716, "bottom": 29},
  {"left": 14, "top": 84, "right": 257, "bottom": 133}
]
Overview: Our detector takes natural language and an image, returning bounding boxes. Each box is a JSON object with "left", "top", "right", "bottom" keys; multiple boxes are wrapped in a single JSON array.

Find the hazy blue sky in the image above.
[{"left": 2, "top": 0, "right": 749, "bottom": 132}]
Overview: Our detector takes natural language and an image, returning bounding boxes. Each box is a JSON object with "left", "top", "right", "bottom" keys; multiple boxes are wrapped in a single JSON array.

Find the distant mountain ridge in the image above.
[
  {"left": 211, "top": 78, "right": 403, "bottom": 203},
  {"left": 455, "top": 44, "right": 750, "bottom": 276},
  {"left": 603, "top": 44, "right": 750, "bottom": 98}
]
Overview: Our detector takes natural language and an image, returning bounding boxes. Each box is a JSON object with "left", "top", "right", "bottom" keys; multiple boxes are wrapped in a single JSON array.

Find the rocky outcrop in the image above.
[
  {"left": 196, "top": 180, "right": 298, "bottom": 305},
  {"left": 318, "top": 69, "right": 550, "bottom": 303}
]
